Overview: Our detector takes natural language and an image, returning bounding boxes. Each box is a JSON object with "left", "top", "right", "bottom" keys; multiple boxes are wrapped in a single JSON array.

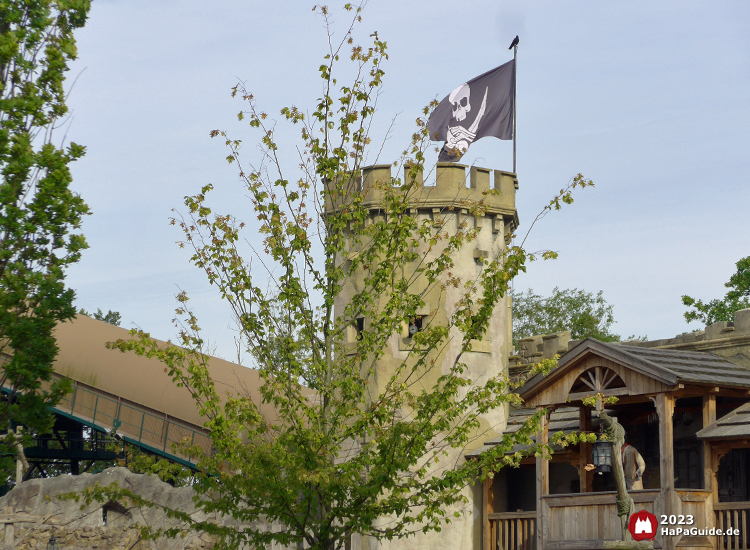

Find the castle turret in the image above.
[
  {"left": 326, "top": 162, "right": 518, "bottom": 441},
  {"left": 325, "top": 162, "right": 519, "bottom": 550}
]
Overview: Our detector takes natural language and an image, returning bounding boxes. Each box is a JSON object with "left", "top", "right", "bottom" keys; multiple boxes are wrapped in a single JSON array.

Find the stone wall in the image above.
[
  {"left": 510, "top": 308, "right": 750, "bottom": 371},
  {"left": 616, "top": 307, "right": 750, "bottom": 366},
  {"left": 0, "top": 468, "right": 272, "bottom": 550}
]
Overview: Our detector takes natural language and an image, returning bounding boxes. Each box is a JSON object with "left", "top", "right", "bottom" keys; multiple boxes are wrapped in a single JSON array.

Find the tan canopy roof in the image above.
[
  {"left": 0, "top": 315, "right": 316, "bottom": 464},
  {"left": 51, "top": 314, "right": 279, "bottom": 427}
]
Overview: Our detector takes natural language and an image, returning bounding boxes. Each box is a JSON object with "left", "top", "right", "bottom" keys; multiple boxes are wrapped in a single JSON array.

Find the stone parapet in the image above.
[
  {"left": 324, "top": 163, "right": 519, "bottom": 235},
  {"left": 517, "top": 331, "right": 571, "bottom": 364},
  {"left": 511, "top": 331, "right": 572, "bottom": 382},
  {"left": 617, "top": 308, "right": 750, "bottom": 351}
]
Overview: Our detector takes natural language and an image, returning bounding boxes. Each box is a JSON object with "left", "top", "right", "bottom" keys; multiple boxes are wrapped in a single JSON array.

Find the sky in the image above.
[{"left": 63, "top": 0, "right": 750, "bottom": 362}]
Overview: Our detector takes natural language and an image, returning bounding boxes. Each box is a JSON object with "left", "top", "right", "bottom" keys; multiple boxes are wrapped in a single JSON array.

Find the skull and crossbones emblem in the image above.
[
  {"left": 445, "top": 83, "right": 488, "bottom": 156},
  {"left": 450, "top": 84, "right": 471, "bottom": 122}
]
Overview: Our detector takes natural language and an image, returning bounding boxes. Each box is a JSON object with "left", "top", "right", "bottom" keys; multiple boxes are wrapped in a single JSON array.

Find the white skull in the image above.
[{"left": 449, "top": 83, "right": 471, "bottom": 122}]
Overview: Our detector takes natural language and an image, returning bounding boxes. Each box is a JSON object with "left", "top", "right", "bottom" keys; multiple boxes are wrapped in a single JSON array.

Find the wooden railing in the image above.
[
  {"left": 543, "top": 490, "right": 660, "bottom": 544},
  {"left": 716, "top": 501, "right": 750, "bottom": 550},
  {"left": 488, "top": 511, "right": 536, "bottom": 550}
]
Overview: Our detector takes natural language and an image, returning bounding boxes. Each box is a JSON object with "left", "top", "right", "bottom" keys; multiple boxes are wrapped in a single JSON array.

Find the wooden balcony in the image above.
[
  {"left": 715, "top": 501, "right": 750, "bottom": 550},
  {"left": 489, "top": 511, "right": 536, "bottom": 550},
  {"left": 487, "top": 490, "right": 722, "bottom": 550}
]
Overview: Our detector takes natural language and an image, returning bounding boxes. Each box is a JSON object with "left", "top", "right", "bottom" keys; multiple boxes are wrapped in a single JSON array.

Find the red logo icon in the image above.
[{"left": 628, "top": 510, "right": 657, "bottom": 541}]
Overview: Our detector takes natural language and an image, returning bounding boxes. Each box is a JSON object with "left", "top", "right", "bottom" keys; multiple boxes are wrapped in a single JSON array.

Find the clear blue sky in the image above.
[{"left": 65, "top": 0, "right": 750, "bottom": 360}]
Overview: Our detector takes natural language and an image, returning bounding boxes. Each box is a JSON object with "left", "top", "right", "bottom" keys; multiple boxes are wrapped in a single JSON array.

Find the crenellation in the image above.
[
  {"left": 705, "top": 320, "right": 734, "bottom": 340},
  {"left": 433, "top": 162, "right": 467, "bottom": 192},
  {"left": 494, "top": 169, "right": 518, "bottom": 211},
  {"left": 543, "top": 331, "right": 571, "bottom": 359},
  {"left": 325, "top": 164, "right": 519, "bottom": 235},
  {"left": 563, "top": 307, "right": 750, "bottom": 376},
  {"left": 518, "top": 335, "right": 543, "bottom": 357},
  {"left": 516, "top": 332, "right": 571, "bottom": 364},
  {"left": 617, "top": 307, "right": 750, "bottom": 350},
  {"left": 736, "top": 308, "right": 750, "bottom": 333},
  {"left": 469, "top": 166, "right": 490, "bottom": 192}
]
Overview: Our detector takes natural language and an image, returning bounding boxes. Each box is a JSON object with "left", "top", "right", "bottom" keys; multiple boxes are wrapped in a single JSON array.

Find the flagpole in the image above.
[{"left": 512, "top": 42, "right": 517, "bottom": 175}]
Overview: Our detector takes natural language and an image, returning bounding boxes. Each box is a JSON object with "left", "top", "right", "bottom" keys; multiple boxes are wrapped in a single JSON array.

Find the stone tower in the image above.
[{"left": 325, "top": 162, "right": 519, "bottom": 550}]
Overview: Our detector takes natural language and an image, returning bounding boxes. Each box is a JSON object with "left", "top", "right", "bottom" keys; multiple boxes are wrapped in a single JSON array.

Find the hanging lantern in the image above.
[
  {"left": 591, "top": 439, "right": 613, "bottom": 475},
  {"left": 47, "top": 536, "right": 59, "bottom": 550}
]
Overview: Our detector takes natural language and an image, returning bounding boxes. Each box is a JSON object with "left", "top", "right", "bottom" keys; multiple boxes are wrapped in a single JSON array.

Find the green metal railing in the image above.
[
  {"left": 55, "top": 379, "right": 212, "bottom": 468},
  {"left": 0, "top": 354, "right": 211, "bottom": 469}
]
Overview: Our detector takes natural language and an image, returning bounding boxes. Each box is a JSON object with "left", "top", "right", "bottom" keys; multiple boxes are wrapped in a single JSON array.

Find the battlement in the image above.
[
  {"left": 509, "top": 308, "right": 750, "bottom": 375},
  {"left": 324, "top": 163, "right": 519, "bottom": 230},
  {"left": 617, "top": 307, "right": 750, "bottom": 351}
]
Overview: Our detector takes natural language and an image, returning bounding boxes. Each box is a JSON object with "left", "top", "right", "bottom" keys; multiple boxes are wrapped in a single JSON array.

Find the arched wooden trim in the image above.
[
  {"left": 567, "top": 365, "right": 629, "bottom": 402},
  {"left": 525, "top": 356, "right": 671, "bottom": 408}
]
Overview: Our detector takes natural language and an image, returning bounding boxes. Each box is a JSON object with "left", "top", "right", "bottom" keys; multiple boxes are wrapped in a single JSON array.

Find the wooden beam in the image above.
[
  {"left": 3, "top": 523, "right": 12, "bottom": 547},
  {"left": 568, "top": 387, "right": 631, "bottom": 401},
  {"left": 536, "top": 409, "right": 549, "bottom": 550},
  {"left": 579, "top": 406, "right": 592, "bottom": 493},
  {"left": 488, "top": 511, "right": 536, "bottom": 520},
  {"left": 676, "top": 489, "right": 710, "bottom": 502},
  {"left": 713, "top": 500, "right": 750, "bottom": 510},
  {"left": 543, "top": 490, "right": 660, "bottom": 508},
  {"left": 0, "top": 514, "right": 44, "bottom": 524},
  {"left": 656, "top": 393, "right": 675, "bottom": 550},
  {"left": 482, "top": 477, "right": 495, "bottom": 550},
  {"left": 702, "top": 394, "right": 716, "bottom": 493}
]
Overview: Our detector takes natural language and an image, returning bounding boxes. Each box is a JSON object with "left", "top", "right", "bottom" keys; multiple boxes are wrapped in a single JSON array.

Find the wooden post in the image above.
[
  {"left": 579, "top": 406, "right": 592, "bottom": 492},
  {"left": 703, "top": 395, "right": 719, "bottom": 548},
  {"left": 536, "top": 409, "right": 549, "bottom": 550},
  {"left": 702, "top": 394, "right": 716, "bottom": 491},
  {"left": 483, "top": 475, "right": 494, "bottom": 550},
  {"left": 656, "top": 393, "right": 675, "bottom": 550},
  {"left": 3, "top": 522, "right": 13, "bottom": 546}
]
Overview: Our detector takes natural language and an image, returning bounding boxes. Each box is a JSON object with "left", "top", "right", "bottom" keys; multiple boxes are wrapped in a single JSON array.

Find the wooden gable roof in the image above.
[{"left": 518, "top": 338, "right": 750, "bottom": 408}]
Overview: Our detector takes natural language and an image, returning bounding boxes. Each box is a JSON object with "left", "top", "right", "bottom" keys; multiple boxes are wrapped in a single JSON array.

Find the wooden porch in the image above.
[
  {"left": 488, "top": 499, "right": 750, "bottom": 550},
  {"left": 478, "top": 339, "right": 750, "bottom": 550},
  {"left": 715, "top": 502, "right": 750, "bottom": 550}
]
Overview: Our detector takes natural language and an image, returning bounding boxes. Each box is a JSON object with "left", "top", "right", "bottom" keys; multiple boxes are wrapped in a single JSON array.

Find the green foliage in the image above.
[
  {"left": 78, "top": 308, "right": 122, "bottom": 326},
  {"left": 101, "top": 6, "right": 591, "bottom": 550},
  {"left": 580, "top": 393, "right": 619, "bottom": 408},
  {"left": 550, "top": 430, "right": 598, "bottom": 448},
  {"left": 0, "top": 0, "right": 90, "bottom": 477},
  {"left": 511, "top": 287, "right": 624, "bottom": 348},
  {"left": 682, "top": 256, "right": 750, "bottom": 326},
  {"left": 119, "top": 445, "right": 194, "bottom": 487}
]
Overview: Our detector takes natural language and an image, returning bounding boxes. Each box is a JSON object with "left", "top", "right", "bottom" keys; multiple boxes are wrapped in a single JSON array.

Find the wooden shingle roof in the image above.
[
  {"left": 518, "top": 339, "right": 750, "bottom": 404},
  {"left": 466, "top": 407, "right": 601, "bottom": 457},
  {"left": 697, "top": 402, "right": 750, "bottom": 440},
  {"left": 612, "top": 344, "right": 750, "bottom": 387}
]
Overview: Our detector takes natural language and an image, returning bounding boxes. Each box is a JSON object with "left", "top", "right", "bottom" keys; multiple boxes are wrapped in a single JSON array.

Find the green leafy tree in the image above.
[
  {"left": 682, "top": 255, "right": 750, "bottom": 326},
  {"left": 78, "top": 308, "right": 122, "bottom": 326},
  {"left": 99, "top": 6, "right": 591, "bottom": 550},
  {"left": 511, "top": 287, "right": 623, "bottom": 347},
  {"left": 0, "top": 0, "right": 91, "bottom": 476}
]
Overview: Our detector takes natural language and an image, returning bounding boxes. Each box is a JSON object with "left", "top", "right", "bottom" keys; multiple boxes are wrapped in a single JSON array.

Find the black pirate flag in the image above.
[{"left": 428, "top": 60, "right": 515, "bottom": 162}]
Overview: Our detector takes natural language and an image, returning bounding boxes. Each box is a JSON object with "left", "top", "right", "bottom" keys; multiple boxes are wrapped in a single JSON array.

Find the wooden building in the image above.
[{"left": 471, "top": 336, "right": 750, "bottom": 550}]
